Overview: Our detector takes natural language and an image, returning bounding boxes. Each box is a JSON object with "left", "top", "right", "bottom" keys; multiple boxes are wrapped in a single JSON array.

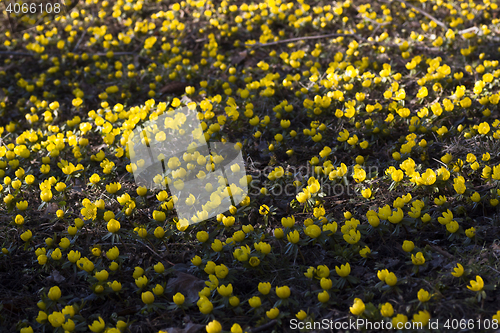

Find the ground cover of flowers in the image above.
[{"left": 1, "top": 0, "right": 500, "bottom": 332}]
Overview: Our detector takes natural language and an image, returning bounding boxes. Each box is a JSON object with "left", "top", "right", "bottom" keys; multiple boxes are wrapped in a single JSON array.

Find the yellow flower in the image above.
[
  {"left": 51, "top": 248, "right": 62, "bottom": 260},
  {"left": 230, "top": 324, "right": 242, "bottom": 333},
  {"left": 305, "top": 224, "right": 321, "bottom": 238},
  {"left": 361, "top": 188, "right": 372, "bottom": 198},
  {"left": 287, "top": 230, "right": 300, "bottom": 244},
  {"left": 465, "top": 227, "right": 476, "bottom": 238},
  {"left": 353, "top": 168, "right": 366, "bottom": 183},
  {"left": 392, "top": 314, "right": 408, "bottom": 328},
  {"left": 249, "top": 257, "right": 260, "bottom": 267},
  {"left": 191, "top": 255, "right": 202, "bottom": 266},
  {"left": 141, "top": 291, "right": 155, "bottom": 304},
  {"left": 40, "top": 190, "right": 53, "bottom": 202},
  {"left": 318, "top": 290, "right": 330, "bottom": 303},
  {"left": 350, "top": 298, "right": 365, "bottom": 315},
  {"left": 478, "top": 122, "right": 490, "bottom": 135},
  {"left": 359, "top": 246, "right": 371, "bottom": 258},
  {"left": 173, "top": 292, "right": 185, "bottom": 305},
  {"left": 206, "top": 320, "right": 222, "bottom": 333},
  {"left": 391, "top": 170, "right": 404, "bottom": 182},
  {"left": 48, "top": 286, "right": 61, "bottom": 301},
  {"left": 416, "top": 86, "right": 428, "bottom": 98},
  {"left": 16, "top": 200, "right": 28, "bottom": 210},
  {"left": 106, "top": 182, "right": 121, "bottom": 194},
  {"left": 446, "top": 220, "right": 459, "bottom": 233},
  {"left": 470, "top": 192, "right": 481, "bottom": 202},
  {"left": 493, "top": 311, "right": 500, "bottom": 324},
  {"left": 453, "top": 176, "right": 466, "bottom": 194},
  {"left": 196, "top": 231, "right": 209, "bottom": 243},
  {"left": 48, "top": 311, "right": 65, "bottom": 327},
  {"left": 385, "top": 272, "right": 398, "bottom": 286},
  {"left": 412, "top": 310, "right": 431, "bottom": 326},
  {"left": 467, "top": 276, "right": 484, "bottom": 291},
  {"left": 411, "top": 252, "right": 426, "bottom": 265},
  {"left": 417, "top": 289, "right": 431, "bottom": 302},
  {"left": 14, "top": 214, "right": 24, "bottom": 225},
  {"left": 107, "top": 219, "right": 121, "bottom": 233},
  {"left": 258, "top": 282, "right": 271, "bottom": 295},
  {"left": 296, "top": 189, "right": 310, "bottom": 203},
  {"left": 335, "top": 263, "right": 351, "bottom": 277},
  {"left": 20, "top": 230, "right": 32, "bottom": 242},
  {"left": 377, "top": 269, "right": 389, "bottom": 281},
  {"left": 421, "top": 169, "right": 436, "bottom": 185},
  {"left": 274, "top": 228, "right": 284, "bottom": 239},
  {"left": 381, "top": 302, "right": 394, "bottom": 317},
  {"left": 402, "top": 240, "right": 414, "bottom": 252},
  {"left": 388, "top": 208, "right": 404, "bottom": 224},
  {"left": 67, "top": 250, "right": 81, "bottom": 263},
  {"left": 110, "top": 281, "right": 122, "bottom": 292},
  {"left": 259, "top": 204, "right": 270, "bottom": 215},
  {"left": 343, "top": 229, "right": 361, "bottom": 244},
  {"left": 144, "top": 36, "right": 157, "bottom": 49},
  {"left": 266, "top": 308, "right": 280, "bottom": 319},
  {"left": 337, "top": 129, "right": 349, "bottom": 142},
  {"left": 296, "top": 310, "right": 307, "bottom": 320},
  {"left": 276, "top": 286, "right": 290, "bottom": 299},
  {"left": 88, "top": 317, "right": 105, "bottom": 332},
  {"left": 248, "top": 296, "right": 261, "bottom": 308},
  {"left": 217, "top": 284, "right": 233, "bottom": 297}
]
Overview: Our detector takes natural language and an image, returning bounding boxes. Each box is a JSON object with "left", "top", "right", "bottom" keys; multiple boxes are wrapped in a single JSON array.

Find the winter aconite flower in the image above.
[
  {"left": 88, "top": 317, "right": 105, "bottom": 332},
  {"left": 467, "top": 276, "right": 484, "bottom": 292},
  {"left": 258, "top": 282, "right": 271, "bottom": 295},
  {"left": 412, "top": 310, "right": 431, "bottom": 327},
  {"left": 411, "top": 252, "right": 426, "bottom": 265},
  {"left": 335, "top": 263, "right": 351, "bottom": 277},
  {"left": 206, "top": 320, "right": 222, "bottom": 333},
  {"left": 276, "top": 286, "right": 290, "bottom": 299},
  {"left": 381, "top": 303, "right": 394, "bottom": 317},
  {"left": 350, "top": 298, "right": 365, "bottom": 315},
  {"left": 416, "top": 287, "right": 431, "bottom": 303},
  {"left": 107, "top": 219, "right": 120, "bottom": 233},
  {"left": 451, "top": 263, "right": 464, "bottom": 277},
  {"left": 48, "top": 286, "right": 61, "bottom": 301},
  {"left": 142, "top": 291, "right": 155, "bottom": 304},
  {"left": 385, "top": 272, "right": 398, "bottom": 286}
]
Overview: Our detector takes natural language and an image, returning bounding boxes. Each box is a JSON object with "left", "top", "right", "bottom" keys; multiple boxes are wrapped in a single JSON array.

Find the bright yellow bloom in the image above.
[
  {"left": 173, "top": 292, "right": 185, "bottom": 305},
  {"left": 335, "top": 263, "right": 351, "bottom": 277},
  {"left": 205, "top": 320, "right": 222, "bottom": 333},
  {"left": 276, "top": 286, "right": 290, "bottom": 299},
  {"left": 467, "top": 276, "right": 484, "bottom": 291},
  {"left": 412, "top": 310, "right": 431, "bottom": 326},
  {"left": 88, "top": 317, "right": 105, "bottom": 332},
  {"left": 402, "top": 240, "right": 414, "bottom": 252},
  {"left": 385, "top": 272, "right": 398, "bottom": 286},
  {"left": 411, "top": 252, "right": 426, "bottom": 265},
  {"left": 350, "top": 298, "right": 365, "bottom": 315},
  {"left": 318, "top": 290, "right": 330, "bottom": 303},
  {"left": 381, "top": 302, "right": 394, "bottom": 317},
  {"left": 418, "top": 289, "right": 431, "bottom": 302}
]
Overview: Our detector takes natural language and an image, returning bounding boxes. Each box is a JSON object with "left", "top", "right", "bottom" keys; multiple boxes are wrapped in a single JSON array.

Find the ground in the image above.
[{"left": 1, "top": 0, "right": 500, "bottom": 332}]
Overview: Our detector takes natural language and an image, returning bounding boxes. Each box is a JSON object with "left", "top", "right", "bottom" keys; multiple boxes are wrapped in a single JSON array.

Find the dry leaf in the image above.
[
  {"left": 160, "top": 81, "right": 189, "bottom": 95},
  {"left": 167, "top": 272, "right": 205, "bottom": 304},
  {"left": 47, "top": 270, "right": 65, "bottom": 283},
  {"left": 231, "top": 51, "right": 247, "bottom": 65},
  {"left": 161, "top": 323, "right": 204, "bottom": 333}
]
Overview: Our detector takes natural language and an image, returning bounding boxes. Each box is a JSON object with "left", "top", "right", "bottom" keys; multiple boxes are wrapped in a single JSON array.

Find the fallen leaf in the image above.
[
  {"left": 159, "top": 81, "right": 189, "bottom": 95},
  {"left": 167, "top": 271, "right": 205, "bottom": 304},
  {"left": 47, "top": 270, "right": 65, "bottom": 284},
  {"left": 161, "top": 323, "right": 204, "bottom": 333}
]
